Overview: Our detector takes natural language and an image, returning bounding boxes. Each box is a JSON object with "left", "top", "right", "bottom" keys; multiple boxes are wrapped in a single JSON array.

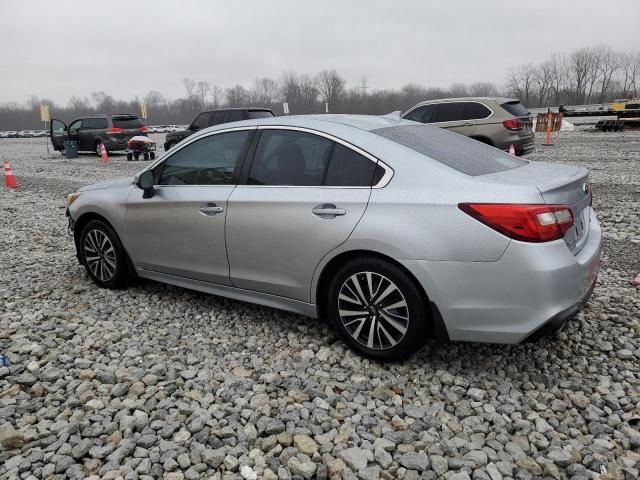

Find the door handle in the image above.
[
  {"left": 312, "top": 204, "right": 346, "bottom": 219},
  {"left": 199, "top": 203, "right": 224, "bottom": 216}
]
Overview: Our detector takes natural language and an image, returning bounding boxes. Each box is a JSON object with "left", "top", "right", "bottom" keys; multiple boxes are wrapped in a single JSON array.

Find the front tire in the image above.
[
  {"left": 327, "top": 257, "right": 429, "bottom": 361},
  {"left": 79, "top": 220, "right": 129, "bottom": 289}
]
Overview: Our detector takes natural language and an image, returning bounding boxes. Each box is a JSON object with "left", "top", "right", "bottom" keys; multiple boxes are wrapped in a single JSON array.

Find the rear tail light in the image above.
[
  {"left": 502, "top": 119, "right": 524, "bottom": 131},
  {"left": 459, "top": 203, "right": 574, "bottom": 242},
  {"left": 106, "top": 127, "right": 123, "bottom": 134},
  {"left": 139, "top": 127, "right": 148, "bottom": 133}
]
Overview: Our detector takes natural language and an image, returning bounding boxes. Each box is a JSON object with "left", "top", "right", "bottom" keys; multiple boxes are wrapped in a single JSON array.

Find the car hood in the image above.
[{"left": 79, "top": 178, "right": 133, "bottom": 192}]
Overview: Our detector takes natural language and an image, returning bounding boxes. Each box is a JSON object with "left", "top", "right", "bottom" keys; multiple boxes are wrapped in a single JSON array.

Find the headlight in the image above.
[{"left": 67, "top": 192, "right": 81, "bottom": 206}]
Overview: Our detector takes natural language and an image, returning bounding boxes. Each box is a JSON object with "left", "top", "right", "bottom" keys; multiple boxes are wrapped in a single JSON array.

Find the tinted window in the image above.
[
  {"left": 325, "top": 144, "right": 377, "bottom": 187},
  {"left": 372, "top": 125, "right": 527, "bottom": 176},
  {"left": 434, "top": 102, "right": 465, "bottom": 122},
  {"left": 112, "top": 116, "right": 143, "bottom": 129},
  {"left": 209, "top": 111, "right": 226, "bottom": 125},
  {"left": 69, "top": 120, "right": 82, "bottom": 132},
  {"left": 159, "top": 130, "right": 251, "bottom": 186},
  {"left": 403, "top": 104, "right": 437, "bottom": 124},
  {"left": 500, "top": 101, "right": 529, "bottom": 117},
  {"left": 247, "top": 110, "right": 274, "bottom": 119},
  {"left": 226, "top": 111, "right": 245, "bottom": 122},
  {"left": 191, "top": 113, "right": 209, "bottom": 130},
  {"left": 462, "top": 102, "right": 492, "bottom": 120},
  {"left": 83, "top": 118, "right": 108, "bottom": 129},
  {"left": 248, "top": 130, "right": 333, "bottom": 186}
]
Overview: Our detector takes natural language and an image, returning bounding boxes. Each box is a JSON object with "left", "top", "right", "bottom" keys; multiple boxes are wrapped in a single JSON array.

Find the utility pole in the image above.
[{"left": 360, "top": 77, "right": 369, "bottom": 114}]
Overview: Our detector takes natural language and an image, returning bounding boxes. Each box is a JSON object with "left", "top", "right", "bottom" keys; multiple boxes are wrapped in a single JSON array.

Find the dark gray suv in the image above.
[
  {"left": 164, "top": 108, "right": 275, "bottom": 150},
  {"left": 402, "top": 97, "right": 535, "bottom": 156},
  {"left": 50, "top": 114, "right": 147, "bottom": 156}
]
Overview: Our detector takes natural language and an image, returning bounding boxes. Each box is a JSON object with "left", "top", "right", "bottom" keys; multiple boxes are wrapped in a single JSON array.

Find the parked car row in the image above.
[{"left": 0, "top": 129, "right": 48, "bottom": 138}]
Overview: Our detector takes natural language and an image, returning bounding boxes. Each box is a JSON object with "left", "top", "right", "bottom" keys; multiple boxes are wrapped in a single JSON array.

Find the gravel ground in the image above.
[{"left": 1, "top": 130, "right": 639, "bottom": 480}]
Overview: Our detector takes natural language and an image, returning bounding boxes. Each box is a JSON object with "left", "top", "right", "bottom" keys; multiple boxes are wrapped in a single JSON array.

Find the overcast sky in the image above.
[{"left": 1, "top": 0, "right": 638, "bottom": 105}]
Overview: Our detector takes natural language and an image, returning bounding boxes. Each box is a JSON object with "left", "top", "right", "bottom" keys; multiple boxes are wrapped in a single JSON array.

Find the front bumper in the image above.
[{"left": 399, "top": 208, "right": 602, "bottom": 344}]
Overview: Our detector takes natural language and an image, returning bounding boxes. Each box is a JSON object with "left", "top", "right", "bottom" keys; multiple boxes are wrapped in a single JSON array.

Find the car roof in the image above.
[
  {"left": 410, "top": 96, "right": 518, "bottom": 106},
  {"left": 200, "top": 114, "right": 412, "bottom": 134},
  {"left": 204, "top": 107, "right": 274, "bottom": 113}
]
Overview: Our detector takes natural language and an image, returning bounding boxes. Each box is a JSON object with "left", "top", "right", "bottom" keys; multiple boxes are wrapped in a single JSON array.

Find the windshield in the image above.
[{"left": 373, "top": 124, "right": 527, "bottom": 176}]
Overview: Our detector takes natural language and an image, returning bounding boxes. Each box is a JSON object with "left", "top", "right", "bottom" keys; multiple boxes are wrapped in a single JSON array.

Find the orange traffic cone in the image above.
[
  {"left": 508, "top": 144, "right": 516, "bottom": 156},
  {"left": 3, "top": 160, "right": 18, "bottom": 188},
  {"left": 100, "top": 143, "right": 110, "bottom": 163},
  {"left": 633, "top": 273, "right": 640, "bottom": 287}
]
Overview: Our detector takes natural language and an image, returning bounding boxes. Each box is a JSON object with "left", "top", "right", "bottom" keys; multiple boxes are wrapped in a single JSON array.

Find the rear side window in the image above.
[
  {"left": 434, "top": 102, "right": 465, "bottom": 122},
  {"left": 83, "top": 118, "right": 107, "bottom": 129},
  {"left": 248, "top": 130, "right": 333, "bottom": 186},
  {"left": 403, "top": 104, "right": 437, "bottom": 124},
  {"left": 500, "top": 101, "right": 529, "bottom": 117},
  {"left": 373, "top": 125, "right": 527, "bottom": 176},
  {"left": 226, "top": 111, "right": 245, "bottom": 122},
  {"left": 462, "top": 102, "right": 492, "bottom": 120},
  {"left": 324, "top": 144, "right": 377, "bottom": 187},
  {"left": 209, "top": 111, "right": 226, "bottom": 125},
  {"left": 247, "top": 110, "right": 274, "bottom": 119},
  {"left": 112, "top": 117, "right": 143, "bottom": 129}
]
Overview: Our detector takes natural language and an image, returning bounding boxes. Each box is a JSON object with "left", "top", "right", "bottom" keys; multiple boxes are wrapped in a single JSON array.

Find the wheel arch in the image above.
[
  {"left": 73, "top": 211, "right": 136, "bottom": 276},
  {"left": 314, "top": 249, "right": 449, "bottom": 341},
  {"left": 470, "top": 135, "right": 494, "bottom": 146}
]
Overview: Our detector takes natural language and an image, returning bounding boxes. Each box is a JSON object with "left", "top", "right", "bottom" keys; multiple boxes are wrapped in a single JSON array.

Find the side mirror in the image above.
[
  {"left": 137, "top": 170, "right": 155, "bottom": 198},
  {"left": 190, "top": 124, "right": 200, "bottom": 131}
]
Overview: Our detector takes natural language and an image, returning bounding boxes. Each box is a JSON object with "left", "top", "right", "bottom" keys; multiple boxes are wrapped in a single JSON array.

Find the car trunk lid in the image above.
[{"left": 479, "top": 161, "right": 592, "bottom": 254}]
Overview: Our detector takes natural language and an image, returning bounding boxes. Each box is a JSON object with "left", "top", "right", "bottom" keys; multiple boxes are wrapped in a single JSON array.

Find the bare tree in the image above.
[
  {"left": 196, "top": 81, "right": 211, "bottom": 109},
  {"left": 317, "top": 70, "right": 345, "bottom": 112},
  {"left": 183, "top": 78, "right": 196, "bottom": 98},
  {"left": 251, "top": 78, "right": 279, "bottom": 105},
  {"left": 469, "top": 82, "right": 499, "bottom": 97},
  {"left": 225, "top": 85, "right": 249, "bottom": 107}
]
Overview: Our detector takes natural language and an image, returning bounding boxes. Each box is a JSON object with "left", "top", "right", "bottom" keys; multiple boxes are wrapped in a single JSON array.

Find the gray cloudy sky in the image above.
[{"left": 1, "top": 0, "right": 638, "bottom": 104}]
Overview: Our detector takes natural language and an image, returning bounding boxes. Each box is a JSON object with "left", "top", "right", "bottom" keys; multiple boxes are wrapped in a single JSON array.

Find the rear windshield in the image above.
[
  {"left": 112, "top": 117, "right": 144, "bottom": 129},
  {"left": 372, "top": 124, "right": 527, "bottom": 176},
  {"left": 500, "top": 101, "right": 529, "bottom": 117},
  {"left": 247, "top": 110, "right": 274, "bottom": 119}
]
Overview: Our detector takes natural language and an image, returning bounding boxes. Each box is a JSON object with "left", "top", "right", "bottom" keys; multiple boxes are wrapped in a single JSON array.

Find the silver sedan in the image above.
[{"left": 66, "top": 115, "right": 601, "bottom": 360}]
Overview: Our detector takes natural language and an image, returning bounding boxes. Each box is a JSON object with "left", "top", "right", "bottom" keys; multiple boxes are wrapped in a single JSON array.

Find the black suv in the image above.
[
  {"left": 164, "top": 108, "right": 275, "bottom": 150},
  {"left": 50, "top": 114, "right": 148, "bottom": 156}
]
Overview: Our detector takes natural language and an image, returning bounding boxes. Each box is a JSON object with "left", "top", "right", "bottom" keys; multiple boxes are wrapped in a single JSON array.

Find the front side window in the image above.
[
  {"left": 404, "top": 104, "right": 438, "bottom": 124},
  {"left": 69, "top": 120, "right": 82, "bottom": 133},
  {"left": 248, "top": 130, "right": 333, "bottom": 186},
  {"left": 158, "top": 130, "right": 252, "bottom": 186},
  {"left": 191, "top": 113, "right": 209, "bottom": 130},
  {"left": 434, "top": 102, "right": 465, "bottom": 122}
]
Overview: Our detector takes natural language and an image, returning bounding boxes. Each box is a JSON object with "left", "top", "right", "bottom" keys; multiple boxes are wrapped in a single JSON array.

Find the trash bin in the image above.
[{"left": 63, "top": 140, "right": 78, "bottom": 159}]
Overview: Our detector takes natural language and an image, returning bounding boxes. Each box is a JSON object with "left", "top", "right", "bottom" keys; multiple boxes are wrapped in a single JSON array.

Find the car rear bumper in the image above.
[
  {"left": 495, "top": 131, "right": 536, "bottom": 156},
  {"left": 399, "top": 208, "right": 602, "bottom": 344}
]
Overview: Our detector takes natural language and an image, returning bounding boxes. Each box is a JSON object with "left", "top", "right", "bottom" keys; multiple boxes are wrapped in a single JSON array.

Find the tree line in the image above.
[{"left": 1, "top": 45, "right": 639, "bottom": 130}]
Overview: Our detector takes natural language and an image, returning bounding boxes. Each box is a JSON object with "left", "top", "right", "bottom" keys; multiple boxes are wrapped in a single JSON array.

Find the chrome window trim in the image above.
[
  {"left": 244, "top": 125, "right": 394, "bottom": 188},
  {"left": 139, "top": 126, "right": 258, "bottom": 186},
  {"left": 402, "top": 100, "right": 494, "bottom": 125}
]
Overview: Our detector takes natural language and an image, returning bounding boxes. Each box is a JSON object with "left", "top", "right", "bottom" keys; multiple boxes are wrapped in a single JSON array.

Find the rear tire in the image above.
[
  {"left": 165, "top": 141, "right": 176, "bottom": 151},
  {"left": 95, "top": 141, "right": 103, "bottom": 157},
  {"left": 79, "top": 220, "right": 129, "bottom": 289},
  {"left": 326, "top": 257, "right": 429, "bottom": 361}
]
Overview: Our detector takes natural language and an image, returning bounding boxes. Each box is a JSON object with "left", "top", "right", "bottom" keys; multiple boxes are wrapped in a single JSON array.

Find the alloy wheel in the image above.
[
  {"left": 83, "top": 229, "right": 116, "bottom": 282},
  {"left": 337, "top": 271, "right": 410, "bottom": 350}
]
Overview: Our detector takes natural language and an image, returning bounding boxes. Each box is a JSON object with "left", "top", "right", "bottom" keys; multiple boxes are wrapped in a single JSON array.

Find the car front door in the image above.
[
  {"left": 50, "top": 118, "right": 68, "bottom": 151},
  {"left": 67, "top": 119, "right": 82, "bottom": 147},
  {"left": 125, "top": 128, "right": 254, "bottom": 284},
  {"left": 225, "top": 127, "right": 377, "bottom": 302}
]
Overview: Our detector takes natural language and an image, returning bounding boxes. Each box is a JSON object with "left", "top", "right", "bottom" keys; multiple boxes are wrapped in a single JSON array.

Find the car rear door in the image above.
[
  {"left": 49, "top": 119, "right": 68, "bottom": 151},
  {"left": 125, "top": 128, "right": 254, "bottom": 284},
  {"left": 432, "top": 102, "right": 476, "bottom": 136},
  {"left": 225, "top": 127, "right": 378, "bottom": 302}
]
